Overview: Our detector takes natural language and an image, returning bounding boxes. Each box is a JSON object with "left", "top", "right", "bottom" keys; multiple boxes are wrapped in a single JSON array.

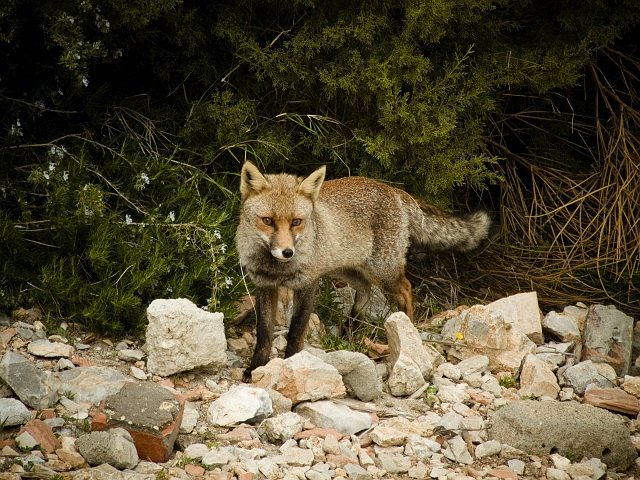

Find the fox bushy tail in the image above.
[{"left": 408, "top": 199, "right": 492, "bottom": 252}]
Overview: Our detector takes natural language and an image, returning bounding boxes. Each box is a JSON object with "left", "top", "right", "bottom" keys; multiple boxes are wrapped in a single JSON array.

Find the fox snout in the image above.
[{"left": 271, "top": 246, "right": 295, "bottom": 261}]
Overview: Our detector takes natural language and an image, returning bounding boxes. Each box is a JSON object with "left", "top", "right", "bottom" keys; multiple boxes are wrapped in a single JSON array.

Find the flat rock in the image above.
[
  {"left": 145, "top": 298, "right": 226, "bottom": 376},
  {"left": 581, "top": 304, "right": 633, "bottom": 376},
  {"left": 542, "top": 311, "right": 581, "bottom": 343},
  {"left": 294, "top": 400, "right": 372, "bottom": 436},
  {"left": 27, "top": 339, "right": 74, "bottom": 358},
  {"left": 583, "top": 387, "right": 639, "bottom": 415},
  {"left": 258, "top": 412, "right": 304, "bottom": 442},
  {"left": 488, "top": 400, "right": 636, "bottom": 471},
  {"left": 387, "top": 352, "right": 427, "bottom": 396},
  {"left": 57, "top": 366, "right": 132, "bottom": 405}
]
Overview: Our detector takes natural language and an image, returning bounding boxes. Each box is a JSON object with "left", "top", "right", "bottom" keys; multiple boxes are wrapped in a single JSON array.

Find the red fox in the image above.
[{"left": 236, "top": 161, "right": 492, "bottom": 380}]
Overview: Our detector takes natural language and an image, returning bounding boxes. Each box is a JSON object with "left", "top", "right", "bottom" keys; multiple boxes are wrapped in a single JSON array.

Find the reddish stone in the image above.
[
  {"left": 39, "top": 409, "right": 57, "bottom": 420},
  {"left": 293, "top": 427, "right": 344, "bottom": 441},
  {"left": 0, "top": 439, "right": 15, "bottom": 448},
  {"left": 489, "top": 468, "right": 518, "bottom": 480},
  {"left": 583, "top": 388, "right": 640, "bottom": 415},
  {"left": 0, "top": 327, "right": 18, "bottom": 349},
  {"left": 183, "top": 384, "right": 216, "bottom": 402},
  {"left": 185, "top": 464, "right": 205, "bottom": 477},
  {"left": 467, "top": 391, "right": 492, "bottom": 406},
  {"left": 71, "top": 355, "right": 100, "bottom": 367},
  {"left": 158, "top": 378, "right": 174, "bottom": 388},
  {"left": 19, "top": 419, "right": 60, "bottom": 454},
  {"left": 217, "top": 426, "right": 254, "bottom": 444},
  {"left": 238, "top": 473, "right": 254, "bottom": 480}
]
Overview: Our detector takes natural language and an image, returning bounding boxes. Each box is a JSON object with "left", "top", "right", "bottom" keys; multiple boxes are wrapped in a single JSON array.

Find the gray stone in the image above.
[
  {"left": 443, "top": 436, "right": 473, "bottom": 464},
  {"left": 0, "top": 398, "right": 32, "bottom": 426},
  {"left": 208, "top": 385, "right": 273, "bottom": 426},
  {"left": 145, "top": 298, "right": 226, "bottom": 376},
  {"left": 344, "top": 463, "right": 372, "bottom": 480},
  {"left": 57, "top": 366, "right": 132, "bottom": 405},
  {"left": 581, "top": 304, "right": 633, "bottom": 376},
  {"left": 488, "top": 400, "right": 636, "bottom": 471},
  {"left": 542, "top": 311, "right": 581, "bottom": 343},
  {"left": 562, "top": 360, "right": 615, "bottom": 394},
  {"left": 180, "top": 404, "right": 199, "bottom": 434},
  {"left": 459, "top": 416, "right": 486, "bottom": 443},
  {"left": 117, "top": 349, "right": 144, "bottom": 362},
  {"left": 76, "top": 428, "right": 139, "bottom": 469},
  {"left": 294, "top": 400, "right": 372, "bottom": 436},
  {"left": 388, "top": 352, "right": 427, "bottom": 396},
  {"left": 457, "top": 355, "right": 490, "bottom": 376},
  {"left": 507, "top": 459, "right": 526, "bottom": 475},
  {"left": 15, "top": 431, "right": 38, "bottom": 450},
  {"left": 0, "top": 351, "right": 60, "bottom": 409},
  {"left": 486, "top": 291, "right": 544, "bottom": 344}
]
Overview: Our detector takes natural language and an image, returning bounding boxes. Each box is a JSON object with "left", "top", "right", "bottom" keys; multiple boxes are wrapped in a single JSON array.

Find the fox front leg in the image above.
[
  {"left": 284, "top": 285, "right": 318, "bottom": 358},
  {"left": 244, "top": 286, "right": 279, "bottom": 382}
]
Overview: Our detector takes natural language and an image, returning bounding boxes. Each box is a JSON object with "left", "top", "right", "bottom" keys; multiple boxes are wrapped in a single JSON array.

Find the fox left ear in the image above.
[{"left": 296, "top": 165, "right": 326, "bottom": 202}]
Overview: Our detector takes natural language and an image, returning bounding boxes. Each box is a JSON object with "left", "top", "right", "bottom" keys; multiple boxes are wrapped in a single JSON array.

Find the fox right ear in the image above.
[{"left": 240, "top": 161, "right": 272, "bottom": 200}]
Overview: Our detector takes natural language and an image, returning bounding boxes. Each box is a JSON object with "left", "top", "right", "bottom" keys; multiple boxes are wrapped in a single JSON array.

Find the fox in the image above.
[{"left": 235, "top": 160, "right": 492, "bottom": 381}]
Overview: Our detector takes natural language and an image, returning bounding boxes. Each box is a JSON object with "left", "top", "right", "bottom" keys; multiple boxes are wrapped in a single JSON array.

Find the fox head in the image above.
[{"left": 239, "top": 161, "right": 326, "bottom": 262}]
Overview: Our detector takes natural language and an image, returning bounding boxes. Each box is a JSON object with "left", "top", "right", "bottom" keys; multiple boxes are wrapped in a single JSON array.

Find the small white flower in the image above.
[
  {"left": 49, "top": 163, "right": 56, "bottom": 171},
  {"left": 16, "top": 119, "right": 21, "bottom": 127},
  {"left": 35, "top": 100, "right": 46, "bottom": 111},
  {"left": 213, "top": 230, "right": 222, "bottom": 239},
  {"left": 166, "top": 286, "right": 173, "bottom": 293},
  {"left": 82, "top": 76, "right": 89, "bottom": 87},
  {"left": 140, "top": 172, "right": 149, "bottom": 184},
  {"left": 168, "top": 211, "right": 175, "bottom": 222},
  {"left": 43, "top": 172, "right": 50, "bottom": 180},
  {"left": 58, "top": 89, "right": 64, "bottom": 96},
  {"left": 220, "top": 243, "right": 227, "bottom": 253},
  {"left": 225, "top": 277, "right": 233, "bottom": 287},
  {"left": 63, "top": 171, "right": 69, "bottom": 181},
  {"left": 125, "top": 214, "right": 133, "bottom": 225}
]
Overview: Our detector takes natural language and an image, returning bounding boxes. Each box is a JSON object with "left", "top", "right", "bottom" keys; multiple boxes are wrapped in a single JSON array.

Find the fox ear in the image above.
[
  {"left": 240, "top": 161, "right": 272, "bottom": 200},
  {"left": 296, "top": 165, "right": 326, "bottom": 202}
]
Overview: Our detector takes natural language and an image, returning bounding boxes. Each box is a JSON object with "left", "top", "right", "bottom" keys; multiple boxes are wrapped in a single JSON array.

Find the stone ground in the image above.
[{"left": 1, "top": 293, "right": 640, "bottom": 480}]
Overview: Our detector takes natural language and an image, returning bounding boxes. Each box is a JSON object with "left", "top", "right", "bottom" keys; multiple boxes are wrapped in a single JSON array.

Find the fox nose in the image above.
[{"left": 282, "top": 248, "right": 294, "bottom": 258}]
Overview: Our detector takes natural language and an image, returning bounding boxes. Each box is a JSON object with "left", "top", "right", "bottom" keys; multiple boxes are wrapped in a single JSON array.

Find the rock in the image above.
[
  {"left": 436, "top": 384, "right": 471, "bottom": 404},
  {"left": 622, "top": 376, "right": 640, "bottom": 397},
  {"left": 486, "top": 292, "right": 544, "bottom": 344},
  {"left": 488, "top": 400, "right": 636, "bottom": 471},
  {"left": 117, "top": 349, "right": 144, "bottom": 362},
  {"left": 27, "top": 339, "right": 74, "bottom": 358},
  {"left": 343, "top": 463, "right": 372, "bottom": 480},
  {"left": 0, "top": 398, "right": 32, "bottom": 426},
  {"left": 90, "top": 382, "right": 184, "bottom": 462},
  {"left": 309, "top": 348, "right": 382, "bottom": 402},
  {"left": 583, "top": 387, "right": 640, "bottom": 415},
  {"left": 180, "top": 404, "right": 199, "bottom": 434},
  {"left": 253, "top": 351, "right": 346, "bottom": 405},
  {"left": 57, "top": 366, "right": 132, "bottom": 405},
  {"left": 387, "top": 352, "right": 426, "bottom": 396},
  {"left": 294, "top": 400, "right": 372, "bottom": 436},
  {"left": 369, "top": 426, "right": 408, "bottom": 447},
  {"left": 443, "top": 436, "right": 473, "bottom": 464},
  {"left": 542, "top": 311, "right": 581, "bottom": 343},
  {"left": 475, "top": 440, "right": 502, "bottom": 459},
  {"left": 76, "top": 428, "right": 139, "bottom": 470},
  {"left": 207, "top": 385, "right": 273, "bottom": 426},
  {"left": 581, "top": 304, "right": 633, "bottom": 376},
  {"left": 385, "top": 312, "right": 435, "bottom": 378},
  {"left": 456, "top": 355, "right": 490, "bottom": 377},
  {"left": 546, "top": 468, "right": 571, "bottom": 480},
  {"left": 18, "top": 419, "right": 60, "bottom": 454},
  {"left": 15, "top": 430, "right": 38, "bottom": 450},
  {"left": 258, "top": 412, "right": 304, "bottom": 442},
  {"left": 561, "top": 360, "right": 615, "bottom": 394},
  {"left": 518, "top": 354, "right": 560, "bottom": 399},
  {"left": 441, "top": 306, "right": 536, "bottom": 375},
  {"left": 459, "top": 416, "right": 486, "bottom": 443},
  {"left": 0, "top": 351, "right": 60, "bottom": 409},
  {"left": 145, "top": 298, "right": 226, "bottom": 376}
]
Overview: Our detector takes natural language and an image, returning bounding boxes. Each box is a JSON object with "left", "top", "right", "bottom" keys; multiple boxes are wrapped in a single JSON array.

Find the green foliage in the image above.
[{"left": 2, "top": 0, "right": 640, "bottom": 331}]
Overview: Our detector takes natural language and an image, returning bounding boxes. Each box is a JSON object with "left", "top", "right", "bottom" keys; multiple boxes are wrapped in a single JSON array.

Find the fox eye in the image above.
[
  {"left": 291, "top": 218, "right": 302, "bottom": 227},
  {"left": 262, "top": 217, "right": 273, "bottom": 226}
]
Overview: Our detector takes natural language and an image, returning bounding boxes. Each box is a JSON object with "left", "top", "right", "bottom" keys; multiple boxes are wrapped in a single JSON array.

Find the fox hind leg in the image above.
[{"left": 382, "top": 275, "right": 414, "bottom": 322}]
